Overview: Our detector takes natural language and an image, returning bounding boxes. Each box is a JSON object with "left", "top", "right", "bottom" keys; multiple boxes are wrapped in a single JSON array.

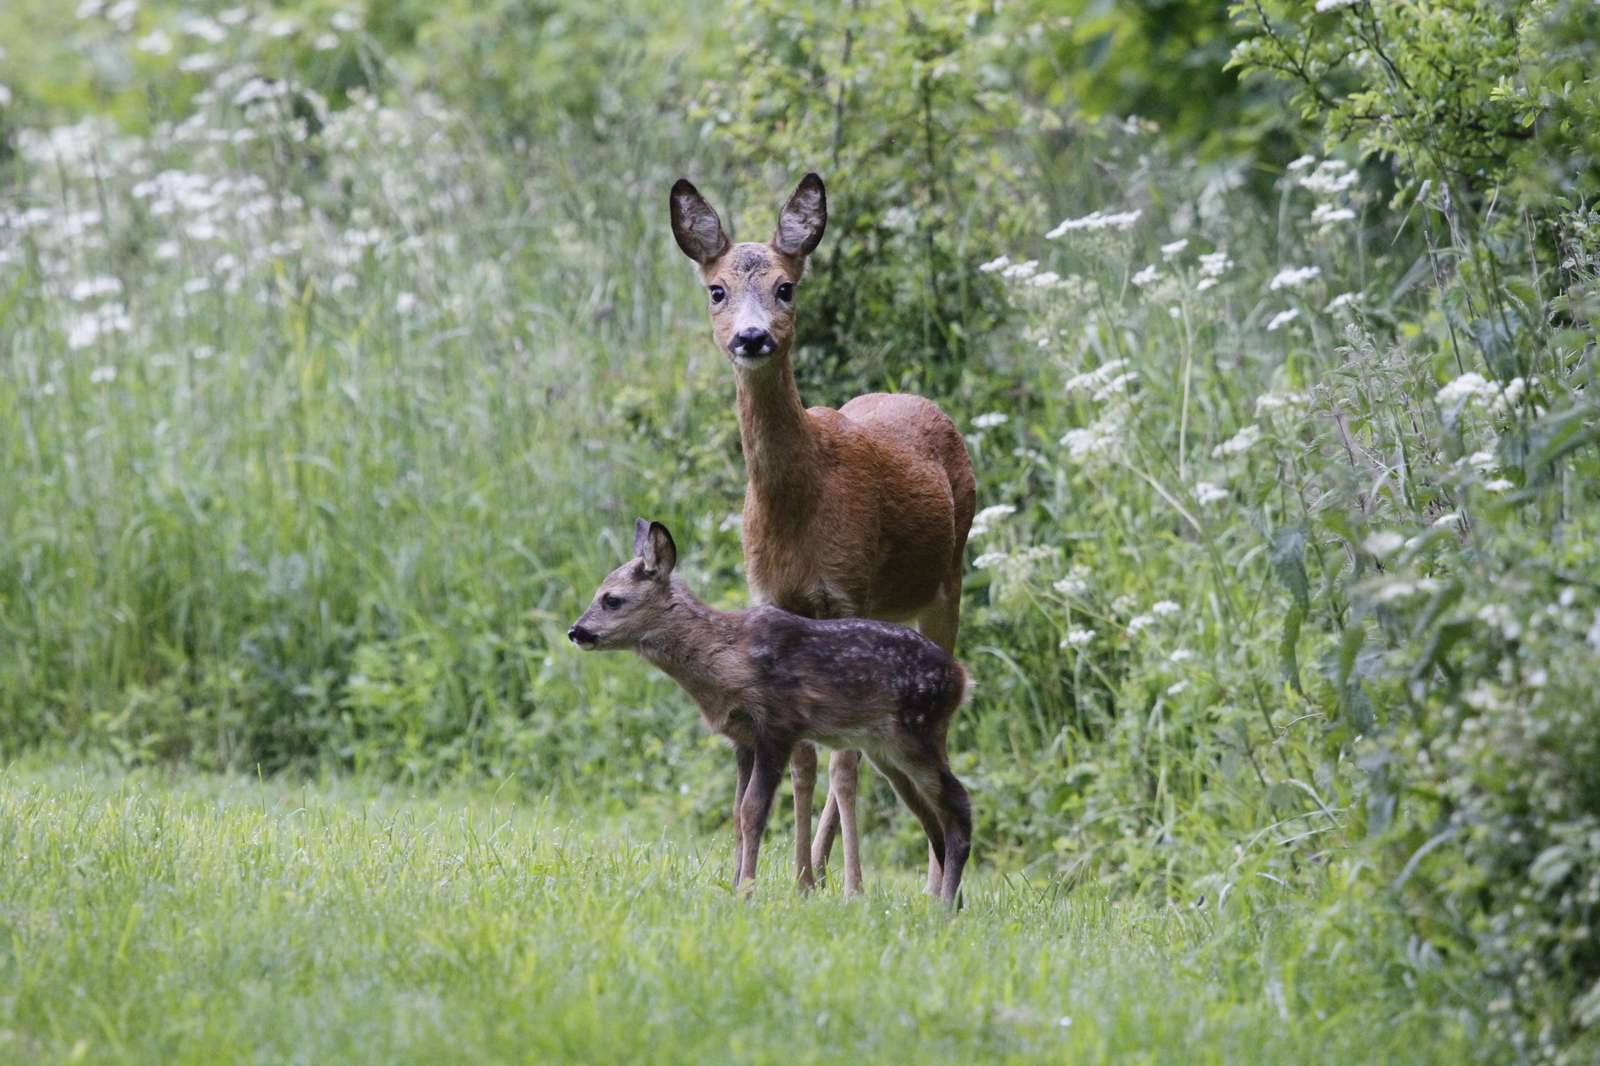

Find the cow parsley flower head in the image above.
[
  {"left": 1266, "top": 308, "right": 1300, "bottom": 332},
  {"left": 970, "top": 504, "right": 1017, "bottom": 538},
  {"left": 1268, "top": 265, "right": 1321, "bottom": 291},
  {"left": 1046, "top": 208, "right": 1142, "bottom": 239},
  {"left": 1060, "top": 628, "right": 1096, "bottom": 649},
  {"left": 1131, "top": 264, "right": 1160, "bottom": 287},
  {"left": 1194, "top": 481, "right": 1230, "bottom": 505},
  {"left": 1160, "top": 239, "right": 1189, "bottom": 259},
  {"left": 1212, "top": 424, "right": 1263, "bottom": 458},
  {"left": 972, "top": 412, "right": 1009, "bottom": 430}
]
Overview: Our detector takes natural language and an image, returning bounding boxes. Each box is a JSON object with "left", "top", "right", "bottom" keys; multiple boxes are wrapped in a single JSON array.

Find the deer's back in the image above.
[{"left": 739, "top": 607, "right": 966, "bottom": 748}]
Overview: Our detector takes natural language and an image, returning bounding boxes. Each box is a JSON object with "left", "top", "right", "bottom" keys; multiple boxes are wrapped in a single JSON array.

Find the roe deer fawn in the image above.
[
  {"left": 568, "top": 520, "right": 974, "bottom": 906},
  {"left": 669, "top": 173, "right": 976, "bottom": 896}
]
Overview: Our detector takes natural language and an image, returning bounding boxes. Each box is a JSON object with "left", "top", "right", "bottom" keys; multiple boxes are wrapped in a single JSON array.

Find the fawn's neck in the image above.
[
  {"left": 735, "top": 357, "right": 820, "bottom": 508},
  {"left": 636, "top": 583, "right": 743, "bottom": 724}
]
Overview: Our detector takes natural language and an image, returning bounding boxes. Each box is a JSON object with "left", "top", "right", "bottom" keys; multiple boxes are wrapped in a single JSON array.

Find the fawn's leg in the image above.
[
  {"left": 811, "top": 789, "right": 839, "bottom": 886},
  {"left": 827, "top": 748, "right": 864, "bottom": 897},
  {"left": 790, "top": 743, "right": 817, "bottom": 891},
  {"left": 916, "top": 576, "right": 963, "bottom": 894},
  {"left": 732, "top": 745, "right": 754, "bottom": 883},
  {"left": 735, "top": 746, "right": 786, "bottom": 894},
  {"left": 874, "top": 759, "right": 946, "bottom": 891},
  {"left": 936, "top": 768, "right": 973, "bottom": 908}
]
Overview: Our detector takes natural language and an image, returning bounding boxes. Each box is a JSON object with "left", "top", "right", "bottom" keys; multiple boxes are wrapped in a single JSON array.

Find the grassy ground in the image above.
[{"left": 0, "top": 765, "right": 1482, "bottom": 1065}]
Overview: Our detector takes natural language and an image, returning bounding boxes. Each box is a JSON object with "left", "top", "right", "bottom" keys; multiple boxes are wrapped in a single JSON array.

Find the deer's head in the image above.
[
  {"left": 668, "top": 174, "right": 827, "bottom": 369},
  {"left": 568, "top": 519, "right": 679, "bottom": 651}
]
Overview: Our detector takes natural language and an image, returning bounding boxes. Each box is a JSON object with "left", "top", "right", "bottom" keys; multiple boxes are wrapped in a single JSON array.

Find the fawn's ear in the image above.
[
  {"left": 633, "top": 518, "right": 677, "bottom": 578},
  {"left": 772, "top": 172, "right": 826, "bottom": 258},
  {"left": 669, "top": 179, "right": 730, "bottom": 265}
]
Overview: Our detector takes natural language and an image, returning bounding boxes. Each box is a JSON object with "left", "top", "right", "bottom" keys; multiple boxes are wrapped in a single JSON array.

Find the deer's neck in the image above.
[
  {"left": 735, "top": 357, "right": 820, "bottom": 506},
  {"left": 636, "top": 583, "right": 744, "bottom": 727}
]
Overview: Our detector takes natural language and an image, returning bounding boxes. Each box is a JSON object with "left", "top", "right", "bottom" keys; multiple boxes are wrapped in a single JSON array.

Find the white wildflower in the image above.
[
  {"left": 1060, "top": 628, "right": 1096, "bottom": 649},
  {"left": 331, "top": 10, "right": 361, "bottom": 32},
  {"left": 1092, "top": 372, "right": 1138, "bottom": 403},
  {"left": 1030, "top": 271, "right": 1062, "bottom": 289},
  {"left": 1194, "top": 481, "right": 1230, "bottom": 505},
  {"left": 314, "top": 32, "right": 340, "bottom": 51},
  {"left": 1151, "top": 600, "right": 1181, "bottom": 617},
  {"left": 1300, "top": 161, "right": 1359, "bottom": 196},
  {"left": 1311, "top": 203, "right": 1357, "bottom": 225},
  {"left": 1196, "top": 278, "right": 1219, "bottom": 292},
  {"left": 1254, "top": 391, "right": 1307, "bottom": 414},
  {"left": 1476, "top": 603, "right": 1523, "bottom": 641},
  {"left": 137, "top": 30, "right": 173, "bottom": 54},
  {"left": 1001, "top": 259, "right": 1038, "bottom": 281},
  {"left": 1131, "top": 264, "right": 1160, "bottom": 287},
  {"left": 1060, "top": 420, "right": 1123, "bottom": 463},
  {"left": 1053, "top": 573, "right": 1090, "bottom": 597},
  {"left": 1364, "top": 531, "right": 1405, "bottom": 559},
  {"left": 0, "top": 85, "right": 10, "bottom": 108},
  {"left": 89, "top": 365, "right": 116, "bottom": 384},
  {"left": 1126, "top": 613, "right": 1157, "bottom": 635},
  {"left": 1287, "top": 155, "right": 1317, "bottom": 172},
  {"left": 395, "top": 292, "right": 418, "bottom": 315},
  {"left": 972, "top": 412, "right": 1009, "bottom": 430},
  {"left": 182, "top": 277, "right": 211, "bottom": 295},
  {"left": 1435, "top": 372, "right": 1497, "bottom": 408},
  {"left": 1198, "top": 252, "right": 1232, "bottom": 277},
  {"left": 178, "top": 52, "right": 221, "bottom": 74},
  {"left": 973, "top": 551, "right": 1009, "bottom": 570},
  {"left": 1169, "top": 648, "right": 1195, "bottom": 663},
  {"left": 1166, "top": 680, "right": 1191, "bottom": 697},
  {"left": 970, "top": 504, "right": 1017, "bottom": 538},
  {"left": 1324, "top": 291, "right": 1360, "bottom": 313},
  {"left": 1212, "top": 424, "right": 1263, "bottom": 458},
  {"left": 978, "top": 255, "right": 1010, "bottom": 274},
  {"left": 1266, "top": 308, "right": 1300, "bottom": 332},
  {"left": 1482, "top": 478, "right": 1515, "bottom": 493},
  {"left": 1315, "top": 0, "right": 1359, "bottom": 11},
  {"left": 1490, "top": 376, "right": 1526, "bottom": 417},
  {"left": 1432, "top": 511, "right": 1460, "bottom": 528},
  {"left": 1268, "top": 265, "right": 1321, "bottom": 291},
  {"left": 1046, "top": 208, "right": 1142, "bottom": 239},
  {"left": 1064, "top": 359, "right": 1128, "bottom": 396},
  {"left": 1160, "top": 238, "right": 1189, "bottom": 259},
  {"left": 69, "top": 276, "right": 122, "bottom": 301}
]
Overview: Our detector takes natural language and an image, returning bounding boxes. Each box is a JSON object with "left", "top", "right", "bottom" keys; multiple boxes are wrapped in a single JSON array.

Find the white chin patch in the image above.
[{"left": 731, "top": 351, "right": 774, "bottom": 369}]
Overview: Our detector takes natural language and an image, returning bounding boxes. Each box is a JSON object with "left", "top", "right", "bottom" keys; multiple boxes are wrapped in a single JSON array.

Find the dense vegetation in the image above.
[{"left": 2, "top": 0, "right": 1597, "bottom": 1060}]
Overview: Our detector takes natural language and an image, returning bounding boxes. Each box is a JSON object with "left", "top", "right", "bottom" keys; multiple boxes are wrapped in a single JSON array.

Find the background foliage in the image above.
[{"left": 3, "top": 0, "right": 1598, "bottom": 1059}]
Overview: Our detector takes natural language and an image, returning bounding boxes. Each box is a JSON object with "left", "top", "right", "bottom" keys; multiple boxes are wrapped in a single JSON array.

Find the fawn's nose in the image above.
[
  {"left": 568, "top": 624, "right": 596, "bottom": 648},
  {"left": 729, "top": 328, "right": 774, "bottom": 359}
]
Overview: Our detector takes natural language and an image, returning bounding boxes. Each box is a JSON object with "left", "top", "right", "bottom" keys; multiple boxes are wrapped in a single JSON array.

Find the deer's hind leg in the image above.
[
  {"left": 731, "top": 744, "right": 755, "bottom": 883},
  {"left": 912, "top": 574, "right": 963, "bottom": 893},
  {"left": 791, "top": 743, "right": 817, "bottom": 891}
]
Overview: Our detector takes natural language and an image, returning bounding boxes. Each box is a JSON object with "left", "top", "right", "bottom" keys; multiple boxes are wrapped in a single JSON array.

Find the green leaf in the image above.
[{"left": 1269, "top": 526, "right": 1310, "bottom": 611}]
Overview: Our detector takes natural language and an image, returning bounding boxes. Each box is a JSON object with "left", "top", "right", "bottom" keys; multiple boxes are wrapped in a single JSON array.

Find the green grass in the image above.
[{"left": 0, "top": 764, "right": 1483, "bottom": 1065}]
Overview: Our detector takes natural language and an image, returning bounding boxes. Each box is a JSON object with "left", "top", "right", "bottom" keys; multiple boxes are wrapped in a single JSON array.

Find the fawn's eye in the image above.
[
  {"left": 708, "top": 285, "right": 726, "bottom": 304},
  {"left": 775, "top": 282, "right": 794, "bottom": 302},
  {"left": 601, "top": 593, "right": 623, "bottom": 611}
]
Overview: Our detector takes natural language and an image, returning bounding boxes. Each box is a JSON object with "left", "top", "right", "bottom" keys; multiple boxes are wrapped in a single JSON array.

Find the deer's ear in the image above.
[
  {"left": 633, "top": 517, "right": 652, "bottom": 561},
  {"left": 669, "top": 179, "right": 730, "bottom": 265},
  {"left": 646, "top": 521, "right": 677, "bottom": 578},
  {"left": 772, "top": 172, "right": 826, "bottom": 258}
]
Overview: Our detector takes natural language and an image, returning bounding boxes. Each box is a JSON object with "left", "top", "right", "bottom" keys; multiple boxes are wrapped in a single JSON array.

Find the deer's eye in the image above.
[
  {"left": 775, "top": 282, "right": 794, "bottom": 303},
  {"left": 601, "top": 593, "right": 624, "bottom": 611},
  {"left": 708, "top": 285, "right": 726, "bottom": 304}
]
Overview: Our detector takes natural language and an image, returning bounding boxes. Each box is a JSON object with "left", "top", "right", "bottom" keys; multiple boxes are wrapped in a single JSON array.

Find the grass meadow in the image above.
[
  {"left": 0, "top": 761, "right": 1477, "bottom": 1065},
  {"left": 3, "top": 0, "right": 1599, "bottom": 1061}
]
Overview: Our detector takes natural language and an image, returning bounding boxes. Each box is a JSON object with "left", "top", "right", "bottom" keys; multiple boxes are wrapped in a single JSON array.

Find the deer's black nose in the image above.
[
  {"left": 730, "top": 328, "right": 773, "bottom": 358},
  {"left": 568, "top": 624, "right": 595, "bottom": 648}
]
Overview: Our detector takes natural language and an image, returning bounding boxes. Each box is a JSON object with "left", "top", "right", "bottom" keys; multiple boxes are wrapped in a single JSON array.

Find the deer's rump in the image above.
[{"left": 836, "top": 392, "right": 977, "bottom": 555}]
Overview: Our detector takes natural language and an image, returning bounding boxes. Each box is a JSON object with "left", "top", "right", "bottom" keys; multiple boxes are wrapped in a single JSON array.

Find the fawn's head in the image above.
[
  {"left": 668, "top": 173, "right": 827, "bottom": 369},
  {"left": 568, "top": 519, "right": 680, "bottom": 651}
]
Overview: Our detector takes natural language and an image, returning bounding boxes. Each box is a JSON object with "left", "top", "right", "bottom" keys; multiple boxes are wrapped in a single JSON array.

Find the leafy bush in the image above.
[{"left": 695, "top": 0, "right": 1044, "bottom": 392}]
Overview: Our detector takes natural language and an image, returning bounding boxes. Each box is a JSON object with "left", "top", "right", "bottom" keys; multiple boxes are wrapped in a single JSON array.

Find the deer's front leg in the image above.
[
  {"left": 790, "top": 743, "right": 817, "bottom": 891},
  {"left": 734, "top": 745, "right": 787, "bottom": 894},
  {"left": 732, "top": 744, "right": 754, "bottom": 883}
]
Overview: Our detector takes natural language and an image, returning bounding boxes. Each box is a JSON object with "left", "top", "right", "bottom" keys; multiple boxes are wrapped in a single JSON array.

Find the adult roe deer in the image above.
[
  {"left": 669, "top": 173, "right": 976, "bottom": 896},
  {"left": 568, "top": 520, "right": 974, "bottom": 906}
]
